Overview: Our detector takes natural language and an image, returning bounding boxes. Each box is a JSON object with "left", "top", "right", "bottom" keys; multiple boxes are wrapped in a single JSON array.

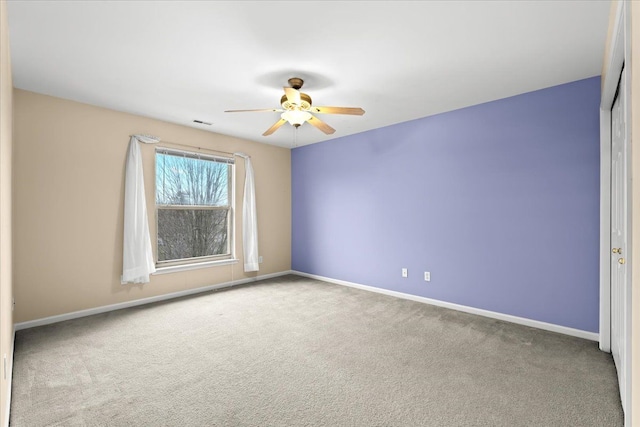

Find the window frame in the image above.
[{"left": 154, "top": 147, "right": 236, "bottom": 270}]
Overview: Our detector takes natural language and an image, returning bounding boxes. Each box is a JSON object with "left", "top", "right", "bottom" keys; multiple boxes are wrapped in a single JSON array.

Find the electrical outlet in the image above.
[
  {"left": 402, "top": 268, "right": 408, "bottom": 278},
  {"left": 258, "top": 256, "right": 263, "bottom": 264},
  {"left": 424, "top": 272, "right": 431, "bottom": 281}
]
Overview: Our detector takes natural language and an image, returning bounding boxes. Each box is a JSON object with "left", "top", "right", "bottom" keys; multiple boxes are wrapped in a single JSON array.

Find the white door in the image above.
[{"left": 610, "top": 67, "right": 627, "bottom": 411}]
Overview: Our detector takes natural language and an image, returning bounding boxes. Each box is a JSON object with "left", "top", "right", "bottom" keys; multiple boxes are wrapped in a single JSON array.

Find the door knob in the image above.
[
  {"left": 613, "top": 248, "right": 622, "bottom": 254},
  {"left": 619, "top": 258, "right": 626, "bottom": 265}
]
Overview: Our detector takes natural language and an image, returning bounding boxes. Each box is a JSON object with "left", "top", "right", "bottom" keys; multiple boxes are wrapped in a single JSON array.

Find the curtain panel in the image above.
[
  {"left": 235, "top": 153, "right": 259, "bottom": 272},
  {"left": 121, "top": 135, "right": 158, "bottom": 284}
]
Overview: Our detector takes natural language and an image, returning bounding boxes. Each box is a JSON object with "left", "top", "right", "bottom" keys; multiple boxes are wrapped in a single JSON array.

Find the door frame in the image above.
[{"left": 599, "top": 0, "right": 632, "bottom": 421}]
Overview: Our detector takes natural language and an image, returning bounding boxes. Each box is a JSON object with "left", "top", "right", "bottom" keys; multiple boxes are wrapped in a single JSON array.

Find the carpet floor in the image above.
[{"left": 10, "top": 275, "right": 623, "bottom": 426}]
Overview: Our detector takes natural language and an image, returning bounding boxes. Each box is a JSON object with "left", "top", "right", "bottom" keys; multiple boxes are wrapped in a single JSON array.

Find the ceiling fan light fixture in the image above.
[
  {"left": 281, "top": 110, "right": 312, "bottom": 126},
  {"left": 225, "top": 77, "right": 364, "bottom": 136}
]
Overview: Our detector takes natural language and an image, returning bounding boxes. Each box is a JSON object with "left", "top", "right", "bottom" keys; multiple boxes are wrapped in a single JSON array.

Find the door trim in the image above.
[
  {"left": 599, "top": 0, "right": 631, "bottom": 422},
  {"left": 600, "top": 0, "right": 625, "bottom": 352},
  {"left": 600, "top": 107, "right": 611, "bottom": 352}
]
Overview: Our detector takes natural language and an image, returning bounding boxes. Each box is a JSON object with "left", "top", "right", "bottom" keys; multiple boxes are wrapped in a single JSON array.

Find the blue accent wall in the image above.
[{"left": 292, "top": 77, "right": 601, "bottom": 333}]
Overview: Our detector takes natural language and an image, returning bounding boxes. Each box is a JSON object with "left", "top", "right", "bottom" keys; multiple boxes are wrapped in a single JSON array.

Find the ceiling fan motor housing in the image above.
[{"left": 280, "top": 92, "right": 312, "bottom": 111}]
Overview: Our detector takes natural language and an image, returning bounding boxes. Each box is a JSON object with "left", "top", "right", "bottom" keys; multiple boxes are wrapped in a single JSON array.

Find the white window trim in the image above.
[
  {"left": 154, "top": 146, "right": 236, "bottom": 269},
  {"left": 153, "top": 258, "right": 239, "bottom": 275}
]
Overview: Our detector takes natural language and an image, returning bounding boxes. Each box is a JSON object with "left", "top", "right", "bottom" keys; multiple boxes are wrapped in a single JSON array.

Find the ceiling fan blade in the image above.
[
  {"left": 311, "top": 106, "right": 365, "bottom": 116},
  {"left": 225, "top": 108, "right": 283, "bottom": 113},
  {"left": 284, "top": 87, "right": 301, "bottom": 106},
  {"left": 262, "top": 118, "right": 287, "bottom": 136},
  {"left": 306, "top": 115, "right": 336, "bottom": 135}
]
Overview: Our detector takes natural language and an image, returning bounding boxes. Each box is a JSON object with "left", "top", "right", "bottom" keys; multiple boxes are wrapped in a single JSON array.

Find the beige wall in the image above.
[
  {"left": 0, "top": 0, "right": 12, "bottom": 425},
  {"left": 13, "top": 89, "right": 291, "bottom": 323}
]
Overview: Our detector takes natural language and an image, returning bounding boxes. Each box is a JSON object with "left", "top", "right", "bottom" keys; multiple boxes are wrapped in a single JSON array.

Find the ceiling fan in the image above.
[{"left": 225, "top": 77, "right": 365, "bottom": 136}]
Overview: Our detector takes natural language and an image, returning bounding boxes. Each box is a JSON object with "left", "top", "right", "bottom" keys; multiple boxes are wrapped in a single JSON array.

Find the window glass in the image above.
[{"left": 155, "top": 150, "right": 233, "bottom": 264}]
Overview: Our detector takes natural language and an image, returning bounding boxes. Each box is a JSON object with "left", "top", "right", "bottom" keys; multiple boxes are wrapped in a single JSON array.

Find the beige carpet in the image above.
[{"left": 10, "top": 275, "right": 623, "bottom": 426}]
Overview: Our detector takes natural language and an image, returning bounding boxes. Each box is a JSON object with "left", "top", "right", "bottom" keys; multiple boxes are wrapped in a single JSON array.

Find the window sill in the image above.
[{"left": 153, "top": 258, "right": 239, "bottom": 275}]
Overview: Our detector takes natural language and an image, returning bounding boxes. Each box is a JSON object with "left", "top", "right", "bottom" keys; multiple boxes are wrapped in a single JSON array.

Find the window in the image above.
[{"left": 155, "top": 148, "right": 234, "bottom": 266}]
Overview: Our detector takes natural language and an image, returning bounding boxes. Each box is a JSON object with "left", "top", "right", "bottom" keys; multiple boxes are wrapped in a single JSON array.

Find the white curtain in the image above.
[
  {"left": 235, "top": 152, "right": 259, "bottom": 272},
  {"left": 121, "top": 135, "right": 158, "bottom": 284}
]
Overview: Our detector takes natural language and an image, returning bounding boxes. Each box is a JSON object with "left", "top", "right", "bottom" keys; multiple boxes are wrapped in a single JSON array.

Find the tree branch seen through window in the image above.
[{"left": 155, "top": 150, "right": 233, "bottom": 264}]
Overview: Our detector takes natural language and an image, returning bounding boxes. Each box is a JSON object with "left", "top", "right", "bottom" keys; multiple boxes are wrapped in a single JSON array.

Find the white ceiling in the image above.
[{"left": 7, "top": 1, "right": 611, "bottom": 148}]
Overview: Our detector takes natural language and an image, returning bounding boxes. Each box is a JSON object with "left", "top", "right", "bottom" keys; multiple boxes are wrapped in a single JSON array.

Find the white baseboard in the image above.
[
  {"left": 292, "top": 271, "right": 599, "bottom": 342},
  {"left": 4, "top": 327, "right": 14, "bottom": 427},
  {"left": 15, "top": 270, "right": 294, "bottom": 331}
]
